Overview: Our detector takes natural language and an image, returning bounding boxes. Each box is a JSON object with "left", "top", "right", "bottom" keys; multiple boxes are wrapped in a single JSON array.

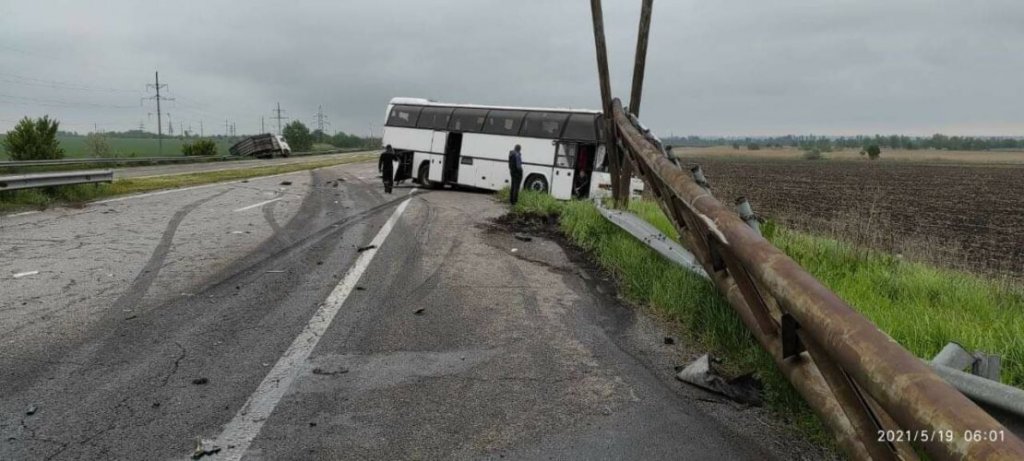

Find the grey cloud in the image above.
[{"left": 2, "top": 0, "right": 1023, "bottom": 136}]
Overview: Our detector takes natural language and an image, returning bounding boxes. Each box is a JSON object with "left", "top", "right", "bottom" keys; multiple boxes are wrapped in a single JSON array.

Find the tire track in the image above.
[{"left": 110, "top": 190, "right": 230, "bottom": 311}]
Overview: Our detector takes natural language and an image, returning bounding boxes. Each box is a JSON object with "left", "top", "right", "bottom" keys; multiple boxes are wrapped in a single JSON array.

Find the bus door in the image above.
[
  {"left": 443, "top": 132, "right": 463, "bottom": 184},
  {"left": 552, "top": 142, "right": 577, "bottom": 200}
]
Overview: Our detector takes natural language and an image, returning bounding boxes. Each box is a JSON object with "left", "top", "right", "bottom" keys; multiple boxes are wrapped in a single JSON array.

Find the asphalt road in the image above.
[
  {"left": 0, "top": 162, "right": 820, "bottom": 460},
  {"left": 112, "top": 151, "right": 375, "bottom": 179}
]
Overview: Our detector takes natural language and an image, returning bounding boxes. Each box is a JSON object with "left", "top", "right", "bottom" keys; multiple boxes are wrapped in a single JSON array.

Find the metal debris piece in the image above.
[
  {"left": 191, "top": 439, "right": 222, "bottom": 459},
  {"left": 514, "top": 233, "right": 533, "bottom": 242},
  {"left": 25, "top": 404, "right": 36, "bottom": 415},
  {"left": 13, "top": 271, "right": 39, "bottom": 279},
  {"left": 663, "top": 337, "right": 675, "bottom": 345},
  {"left": 312, "top": 367, "right": 349, "bottom": 376},
  {"left": 357, "top": 245, "right": 377, "bottom": 252},
  {"left": 413, "top": 308, "right": 425, "bottom": 315},
  {"left": 191, "top": 377, "right": 209, "bottom": 385},
  {"left": 280, "top": 181, "right": 292, "bottom": 186},
  {"left": 676, "top": 354, "right": 762, "bottom": 405}
]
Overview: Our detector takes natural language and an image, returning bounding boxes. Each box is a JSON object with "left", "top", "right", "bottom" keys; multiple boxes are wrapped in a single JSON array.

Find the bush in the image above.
[
  {"left": 802, "top": 149, "right": 823, "bottom": 160},
  {"left": 85, "top": 133, "right": 113, "bottom": 158},
  {"left": 747, "top": 143, "right": 761, "bottom": 151},
  {"left": 2, "top": 116, "right": 64, "bottom": 160},
  {"left": 182, "top": 139, "right": 218, "bottom": 156},
  {"left": 283, "top": 121, "right": 313, "bottom": 152},
  {"left": 866, "top": 145, "right": 881, "bottom": 160}
]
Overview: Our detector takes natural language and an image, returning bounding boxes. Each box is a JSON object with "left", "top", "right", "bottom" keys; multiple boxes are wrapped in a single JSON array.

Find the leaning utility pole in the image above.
[
  {"left": 143, "top": 71, "right": 173, "bottom": 154},
  {"left": 261, "top": 116, "right": 265, "bottom": 134},
  {"left": 272, "top": 102, "right": 288, "bottom": 135},
  {"left": 629, "top": 0, "right": 654, "bottom": 119},
  {"left": 589, "top": 0, "right": 625, "bottom": 207}
]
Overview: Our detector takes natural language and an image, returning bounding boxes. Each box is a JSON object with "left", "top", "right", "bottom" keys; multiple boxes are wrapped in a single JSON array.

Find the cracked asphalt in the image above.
[{"left": 0, "top": 161, "right": 825, "bottom": 460}]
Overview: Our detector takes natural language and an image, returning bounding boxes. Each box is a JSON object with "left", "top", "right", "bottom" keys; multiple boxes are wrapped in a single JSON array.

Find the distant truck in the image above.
[{"left": 229, "top": 134, "right": 292, "bottom": 158}]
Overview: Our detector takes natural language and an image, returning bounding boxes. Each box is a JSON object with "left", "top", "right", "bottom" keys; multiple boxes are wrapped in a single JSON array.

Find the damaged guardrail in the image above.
[{"left": 608, "top": 98, "right": 1024, "bottom": 460}]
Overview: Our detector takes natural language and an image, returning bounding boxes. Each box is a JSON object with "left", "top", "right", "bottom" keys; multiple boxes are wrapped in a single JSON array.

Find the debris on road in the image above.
[
  {"left": 125, "top": 315, "right": 138, "bottom": 320},
  {"left": 317, "top": 261, "right": 324, "bottom": 265},
  {"left": 25, "top": 404, "right": 37, "bottom": 415},
  {"left": 676, "top": 354, "right": 762, "bottom": 405},
  {"left": 191, "top": 439, "right": 222, "bottom": 459},
  {"left": 191, "top": 377, "right": 209, "bottom": 385},
  {"left": 312, "top": 367, "right": 349, "bottom": 376},
  {"left": 280, "top": 181, "right": 292, "bottom": 186},
  {"left": 355, "top": 286, "right": 366, "bottom": 291},
  {"left": 514, "top": 233, "right": 533, "bottom": 242},
  {"left": 664, "top": 337, "right": 675, "bottom": 345},
  {"left": 357, "top": 245, "right": 377, "bottom": 252},
  {"left": 510, "top": 248, "right": 518, "bottom": 253},
  {"left": 13, "top": 271, "right": 39, "bottom": 279},
  {"left": 413, "top": 308, "right": 425, "bottom": 315}
]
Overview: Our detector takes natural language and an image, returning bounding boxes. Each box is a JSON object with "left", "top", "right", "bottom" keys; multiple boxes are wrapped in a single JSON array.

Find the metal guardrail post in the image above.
[
  {"left": 690, "top": 165, "right": 709, "bottom": 190},
  {"left": 734, "top": 197, "right": 760, "bottom": 236}
]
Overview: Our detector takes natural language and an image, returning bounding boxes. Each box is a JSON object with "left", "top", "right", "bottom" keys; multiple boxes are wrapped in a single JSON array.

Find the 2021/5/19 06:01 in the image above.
[{"left": 877, "top": 430, "right": 1007, "bottom": 443}]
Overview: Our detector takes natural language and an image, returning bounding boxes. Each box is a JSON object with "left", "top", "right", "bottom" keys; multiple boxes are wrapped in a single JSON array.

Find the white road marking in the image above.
[
  {"left": 203, "top": 196, "right": 414, "bottom": 460},
  {"left": 232, "top": 198, "right": 283, "bottom": 212},
  {"left": 13, "top": 270, "right": 39, "bottom": 278}
]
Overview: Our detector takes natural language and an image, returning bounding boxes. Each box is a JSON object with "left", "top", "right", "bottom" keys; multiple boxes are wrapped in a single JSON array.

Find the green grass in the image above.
[
  {"left": 0, "top": 154, "right": 375, "bottom": 213},
  {"left": 501, "top": 189, "right": 1024, "bottom": 445},
  {"left": 0, "top": 134, "right": 237, "bottom": 159}
]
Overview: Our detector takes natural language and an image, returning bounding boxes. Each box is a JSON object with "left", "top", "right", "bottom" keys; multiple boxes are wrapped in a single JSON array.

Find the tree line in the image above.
[{"left": 662, "top": 134, "right": 1024, "bottom": 152}]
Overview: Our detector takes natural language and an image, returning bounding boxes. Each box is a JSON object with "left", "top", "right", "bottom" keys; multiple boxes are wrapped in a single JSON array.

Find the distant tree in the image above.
[
  {"left": 329, "top": 130, "right": 367, "bottom": 148},
  {"left": 283, "top": 121, "right": 313, "bottom": 152},
  {"left": 747, "top": 143, "right": 761, "bottom": 151},
  {"left": 802, "top": 148, "right": 823, "bottom": 160},
  {"left": 182, "top": 139, "right": 218, "bottom": 156},
  {"left": 731, "top": 142, "right": 740, "bottom": 150},
  {"left": 85, "top": 132, "right": 113, "bottom": 158},
  {"left": 866, "top": 144, "right": 881, "bottom": 160},
  {"left": 2, "top": 116, "right": 64, "bottom": 161}
]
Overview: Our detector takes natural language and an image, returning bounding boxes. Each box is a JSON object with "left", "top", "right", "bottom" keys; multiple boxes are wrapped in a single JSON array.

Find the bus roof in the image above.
[{"left": 388, "top": 97, "right": 602, "bottom": 115}]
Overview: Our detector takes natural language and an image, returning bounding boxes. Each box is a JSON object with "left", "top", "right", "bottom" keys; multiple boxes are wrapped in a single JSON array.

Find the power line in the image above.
[
  {"left": 272, "top": 102, "right": 288, "bottom": 135},
  {"left": 314, "top": 105, "right": 330, "bottom": 142},
  {"left": 0, "top": 93, "right": 136, "bottom": 109},
  {"left": 0, "top": 71, "right": 140, "bottom": 94},
  {"left": 142, "top": 71, "right": 174, "bottom": 154}
]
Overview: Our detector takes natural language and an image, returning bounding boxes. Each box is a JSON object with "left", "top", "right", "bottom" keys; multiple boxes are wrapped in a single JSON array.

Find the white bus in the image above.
[{"left": 381, "top": 97, "right": 643, "bottom": 200}]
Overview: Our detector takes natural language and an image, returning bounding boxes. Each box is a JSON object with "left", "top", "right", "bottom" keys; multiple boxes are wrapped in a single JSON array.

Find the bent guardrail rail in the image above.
[
  {"left": 609, "top": 98, "right": 1024, "bottom": 460},
  {"left": 0, "top": 171, "right": 113, "bottom": 191}
]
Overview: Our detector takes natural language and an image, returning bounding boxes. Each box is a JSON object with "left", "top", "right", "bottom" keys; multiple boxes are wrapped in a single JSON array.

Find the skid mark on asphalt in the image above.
[
  {"left": 110, "top": 190, "right": 230, "bottom": 311},
  {"left": 201, "top": 196, "right": 413, "bottom": 460}
]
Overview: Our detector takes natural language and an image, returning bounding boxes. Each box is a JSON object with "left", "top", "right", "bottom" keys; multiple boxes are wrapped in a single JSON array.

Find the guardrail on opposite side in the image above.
[
  {"left": 0, "top": 171, "right": 114, "bottom": 191},
  {"left": 609, "top": 98, "right": 1024, "bottom": 460}
]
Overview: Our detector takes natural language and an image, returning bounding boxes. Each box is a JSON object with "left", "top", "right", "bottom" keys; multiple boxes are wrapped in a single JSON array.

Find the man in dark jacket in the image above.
[
  {"left": 379, "top": 145, "right": 396, "bottom": 194},
  {"left": 508, "top": 144, "right": 523, "bottom": 205}
]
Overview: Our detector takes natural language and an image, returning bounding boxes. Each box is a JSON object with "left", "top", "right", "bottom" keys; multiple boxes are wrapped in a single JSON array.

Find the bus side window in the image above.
[{"left": 556, "top": 143, "right": 577, "bottom": 168}]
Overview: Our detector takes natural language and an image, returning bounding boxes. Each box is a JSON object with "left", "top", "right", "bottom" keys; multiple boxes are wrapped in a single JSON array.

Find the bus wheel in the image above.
[
  {"left": 418, "top": 163, "right": 433, "bottom": 188},
  {"left": 524, "top": 174, "right": 548, "bottom": 193}
]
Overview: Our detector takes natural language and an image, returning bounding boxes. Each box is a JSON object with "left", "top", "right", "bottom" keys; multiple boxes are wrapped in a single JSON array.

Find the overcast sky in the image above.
[{"left": 2, "top": 0, "right": 1023, "bottom": 137}]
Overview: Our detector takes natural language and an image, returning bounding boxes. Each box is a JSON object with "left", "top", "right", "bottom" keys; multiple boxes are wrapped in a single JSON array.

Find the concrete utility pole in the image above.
[
  {"left": 261, "top": 116, "right": 265, "bottom": 134},
  {"left": 273, "top": 102, "right": 288, "bottom": 135},
  {"left": 144, "top": 71, "right": 173, "bottom": 154},
  {"left": 625, "top": 0, "right": 655, "bottom": 199},
  {"left": 167, "top": 113, "right": 173, "bottom": 136},
  {"left": 589, "top": 0, "right": 625, "bottom": 207},
  {"left": 200, "top": 120, "right": 204, "bottom": 138},
  {"left": 225, "top": 120, "right": 230, "bottom": 137},
  {"left": 629, "top": 0, "right": 654, "bottom": 118}
]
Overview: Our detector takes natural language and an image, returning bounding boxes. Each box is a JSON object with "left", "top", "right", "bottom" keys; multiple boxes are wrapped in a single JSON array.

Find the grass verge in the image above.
[
  {"left": 0, "top": 155, "right": 375, "bottom": 213},
  {"left": 501, "top": 189, "right": 1024, "bottom": 445}
]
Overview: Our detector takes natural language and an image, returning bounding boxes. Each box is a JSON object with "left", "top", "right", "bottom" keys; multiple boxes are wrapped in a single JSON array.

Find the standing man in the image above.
[
  {"left": 508, "top": 144, "right": 523, "bottom": 205},
  {"left": 380, "top": 144, "right": 396, "bottom": 194}
]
